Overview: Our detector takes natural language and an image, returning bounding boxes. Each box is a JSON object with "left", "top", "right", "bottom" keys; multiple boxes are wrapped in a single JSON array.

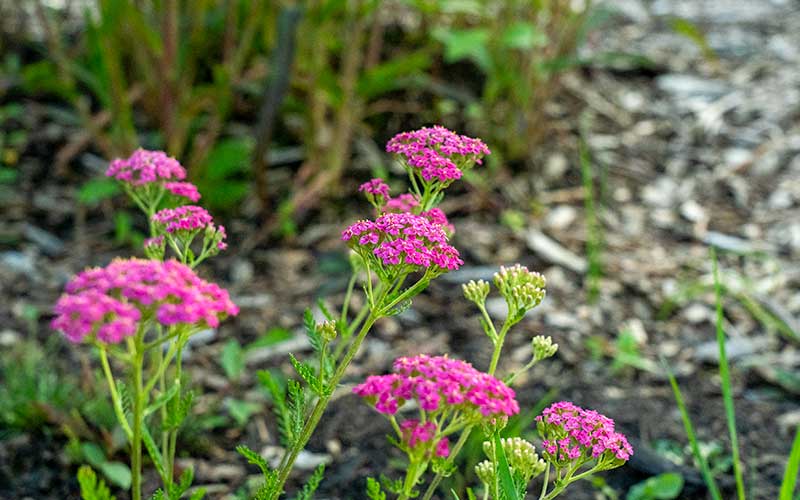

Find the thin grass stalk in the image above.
[
  {"left": 780, "top": 424, "right": 800, "bottom": 500},
  {"left": 711, "top": 249, "right": 746, "bottom": 500},
  {"left": 664, "top": 360, "right": 723, "bottom": 500}
]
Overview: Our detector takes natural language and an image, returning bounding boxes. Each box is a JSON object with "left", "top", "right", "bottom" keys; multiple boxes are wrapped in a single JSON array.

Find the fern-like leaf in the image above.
[
  {"left": 287, "top": 380, "right": 306, "bottom": 443},
  {"left": 258, "top": 370, "right": 292, "bottom": 446},
  {"left": 289, "top": 354, "right": 323, "bottom": 396},
  {"left": 303, "top": 309, "right": 323, "bottom": 353},
  {"left": 293, "top": 464, "right": 325, "bottom": 500},
  {"left": 366, "top": 477, "right": 386, "bottom": 500},
  {"left": 77, "top": 465, "right": 116, "bottom": 500}
]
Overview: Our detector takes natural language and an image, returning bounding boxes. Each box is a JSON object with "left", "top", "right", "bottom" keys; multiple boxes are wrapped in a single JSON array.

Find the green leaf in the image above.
[
  {"left": 303, "top": 309, "right": 323, "bottom": 353},
  {"left": 627, "top": 473, "right": 684, "bottom": 500},
  {"left": 226, "top": 398, "right": 262, "bottom": 427},
  {"left": 220, "top": 339, "right": 246, "bottom": 381},
  {"left": 780, "top": 424, "right": 800, "bottom": 499},
  {"left": 247, "top": 328, "right": 293, "bottom": 350},
  {"left": 144, "top": 382, "right": 180, "bottom": 418},
  {"left": 81, "top": 442, "right": 107, "bottom": 468},
  {"left": 494, "top": 434, "right": 520, "bottom": 500},
  {"left": 141, "top": 425, "right": 167, "bottom": 480},
  {"left": 287, "top": 380, "right": 306, "bottom": 441},
  {"left": 501, "top": 22, "right": 547, "bottom": 50},
  {"left": 293, "top": 463, "right": 325, "bottom": 500},
  {"left": 357, "top": 51, "right": 432, "bottom": 99},
  {"left": 289, "top": 354, "right": 323, "bottom": 395},
  {"left": 77, "top": 465, "right": 116, "bottom": 500},
  {"left": 257, "top": 370, "right": 292, "bottom": 445},
  {"left": 432, "top": 27, "right": 492, "bottom": 72},
  {"left": 365, "top": 477, "right": 386, "bottom": 500},
  {"left": 196, "top": 137, "right": 253, "bottom": 210},
  {"left": 78, "top": 178, "right": 121, "bottom": 206},
  {"left": 99, "top": 461, "right": 132, "bottom": 490}
]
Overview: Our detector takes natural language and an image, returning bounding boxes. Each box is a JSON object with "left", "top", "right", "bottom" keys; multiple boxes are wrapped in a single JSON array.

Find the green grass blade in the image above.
[
  {"left": 780, "top": 424, "right": 800, "bottom": 500},
  {"left": 711, "top": 249, "right": 746, "bottom": 500},
  {"left": 663, "top": 360, "right": 722, "bottom": 500},
  {"left": 494, "top": 434, "right": 520, "bottom": 500}
]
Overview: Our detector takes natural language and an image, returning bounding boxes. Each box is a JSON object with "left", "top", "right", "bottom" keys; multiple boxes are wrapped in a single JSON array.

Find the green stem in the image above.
[
  {"left": 488, "top": 321, "right": 511, "bottom": 375},
  {"left": 270, "top": 313, "right": 380, "bottom": 499},
  {"left": 420, "top": 428, "right": 472, "bottom": 500},
  {"left": 130, "top": 337, "right": 145, "bottom": 500},
  {"left": 538, "top": 464, "right": 550, "bottom": 500},
  {"left": 99, "top": 346, "right": 133, "bottom": 440}
]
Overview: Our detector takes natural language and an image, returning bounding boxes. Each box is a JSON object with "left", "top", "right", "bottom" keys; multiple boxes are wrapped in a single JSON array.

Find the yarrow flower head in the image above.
[
  {"left": 387, "top": 126, "right": 490, "bottom": 185},
  {"left": 51, "top": 258, "right": 239, "bottom": 344},
  {"left": 106, "top": 149, "right": 186, "bottom": 186},
  {"left": 385, "top": 193, "right": 420, "bottom": 213},
  {"left": 341, "top": 212, "right": 463, "bottom": 280},
  {"left": 476, "top": 437, "right": 546, "bottom": 488},
  {"left": 164, "top": 181, "right": 201, "bottom": 202},
  {"left": 152, "top": 205, "right": 227, "bottom": 255},
  {"left": 399, "top": 420, "right": 450, "bottom": 458},
  {"left": 353, "top": 354, "right": 519, "bottom": 419},
  {"left": 536, "top": 401, "right": 633, "bottom": 467}
]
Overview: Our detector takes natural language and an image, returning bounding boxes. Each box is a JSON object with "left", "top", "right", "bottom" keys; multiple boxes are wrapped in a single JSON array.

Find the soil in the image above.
[{"left": 2, "top": 1, "right": 799, "bottom": 499}]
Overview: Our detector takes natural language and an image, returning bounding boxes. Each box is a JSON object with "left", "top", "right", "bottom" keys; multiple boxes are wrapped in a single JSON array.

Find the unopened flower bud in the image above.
[
  {"left": 319, "top": 320, "right": 337, "bottom": 342},
  {"left": 143, "top": 236, "right": 165, "bottom": 260},
  {"left": 475, "top": 460, "right": 495, "bottom": 485},
  {"left": 501, "top": 437, "right": 547, "bottom": 481},
  {"left": 494, "top": 265, "right": 545, "bottom": 320},
  {"left": 463, "top": 279, "right": 490, "bottom": 305},
  {"left": 532, "top": 335, "right": 558, "bottom": 362}
]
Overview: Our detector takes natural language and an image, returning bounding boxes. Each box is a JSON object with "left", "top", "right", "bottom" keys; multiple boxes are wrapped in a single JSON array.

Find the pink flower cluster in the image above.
[
  {"left": 152, "top": 205, "right": 212, "bottom": 233},
  {"left": 164, "top": 181, "right": 201, "bottom": 202},
  {"left": 106, "top": 149, "right": 187, "bottom": 186},
  {"left": 536, "top": 402, "right": 633, "bottom": 462},
  {"left": 386, "top": 126, "right": 490, "bottom": 182},
  {"left": 400, "top": 420, "right": 450, "bottom": 457},
  {"left": 359, "top": 178, "right": 390, "bottom": 198},
  {"left": 51, "top": 258, "right": 239, "bottom": 344},
  {"left": 353, "top": 354, "right": 519, "bottom": 418},
  {"left": 342, "top": 212, "right": 463, "bottom": 272},
  {"left": 384, "top": 193, "right": 420, "bottom": 213}
]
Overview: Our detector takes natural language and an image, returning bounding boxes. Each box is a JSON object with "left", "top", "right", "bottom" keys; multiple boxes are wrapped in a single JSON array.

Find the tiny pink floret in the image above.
[
  {"left": 359, "top": 178, "right": 391, "bottom": 198},
  {"left": 152, "top": 205, "right": 214, "bottom": 233}
]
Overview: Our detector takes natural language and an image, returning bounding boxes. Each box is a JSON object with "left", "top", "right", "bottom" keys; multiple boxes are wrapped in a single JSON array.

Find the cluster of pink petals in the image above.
[
  {"left": 152, "top": 205, "right": 214, "bottom": 233},
  {"left": 421, "top": 208, "right": 455, "bottom": 235},
  {"left": 51, "top": 258, "right": 239, "bottom": 344},
  {"left": 164, "top": 181, "right": 201, "bottom": 202},
  {"left": 536, "top": 401, "right": 633, "bottom": 462},
  {"left": 400, "top": 420, "right": 450, "bottom": 457},
  {"left": 353, "top": 354, "right": 519, "bottom": 418},
  {"left": 144, "top": 235, "right": 165, "bottom": 248},
  {"left": 106, "top": 149, "right": 187, "bottom": 186},
  {"left": 384, "top": 194, "right": 420, "bottom": 213},
  {"left": 359, "top": 178, "right": 390, "bottom": 198},
  {"left": 386, "top": 126, "right": 490, "bottom": 182},
  {"left": 342, "top": 213, "right": 463, "bottom": 271}
]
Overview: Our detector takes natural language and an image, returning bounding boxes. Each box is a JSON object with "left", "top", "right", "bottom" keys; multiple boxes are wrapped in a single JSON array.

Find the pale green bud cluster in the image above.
[
  {"left": 499, "top": 437, "right": 547, "bottom": 481},
  {"left": 462, "top": 279, "right": 490, "bottom": 306},
  {"left": 494, "top": 265, "right": 546, "bottom": 322},
  {"left": 319, "top": 320, "right": 337, "bottom": 342},
  {"left": 474, "top": 459, "right": 495, "bottom": 485},
  {"left": 532, "top": 335, "right": 558, "bottom": 362},
  {"left": 476, "top": 437, "right": 546, "bottom": 492}
]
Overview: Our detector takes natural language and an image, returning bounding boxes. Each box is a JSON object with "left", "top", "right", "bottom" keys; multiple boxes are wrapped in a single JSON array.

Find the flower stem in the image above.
[
  {"left": 130, "top": 338, "right": 145, "bottom": 500},
  {"left": 99, "top": 346, "right": 133, "bottom": 440},
  {"left": 270, "top": 313, "right": 379, "bottom": 499}
]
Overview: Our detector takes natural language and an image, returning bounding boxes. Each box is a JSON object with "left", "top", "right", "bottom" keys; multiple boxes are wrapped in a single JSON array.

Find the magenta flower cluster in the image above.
[
  {"left": 385, "top": 193, "right": 420, "bottom": 213},
  {"left": 359, "top": 178, "right": 391, "bottom": 198},
  {"left": 51, "top": 258, "right": 239, "bottom": 344},
  {"left": 151, "top": 206, "right": 226, "bottom": 250},
  {"left": 536, "top": 402, "right": 633, "bottom": 462},
  {"left": 164, "top": 181, "right": 202, "bottom": 202},
  {"left": 386, "top": 126, "right": 491, "bottom": 182},
  {"left": 400, "top": 420, "right": 450, "bottom": 457},
  {"left": 353, "top": 354, "right": 519, "bottom": 418},
  {"left": 106, "top": 149, "right": 187, "bottom": 186},
  {"left": 342, "top": 212, "right": 462, "bottom": 272}
]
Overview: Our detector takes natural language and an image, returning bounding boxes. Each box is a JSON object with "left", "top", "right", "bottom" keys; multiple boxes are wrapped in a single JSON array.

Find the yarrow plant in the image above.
[
  {"left": 53, "top": 149, "right": 237, "bottom": 500},
  {"left": 52, "top": 129, "right": 632, "bottom": 500}
]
